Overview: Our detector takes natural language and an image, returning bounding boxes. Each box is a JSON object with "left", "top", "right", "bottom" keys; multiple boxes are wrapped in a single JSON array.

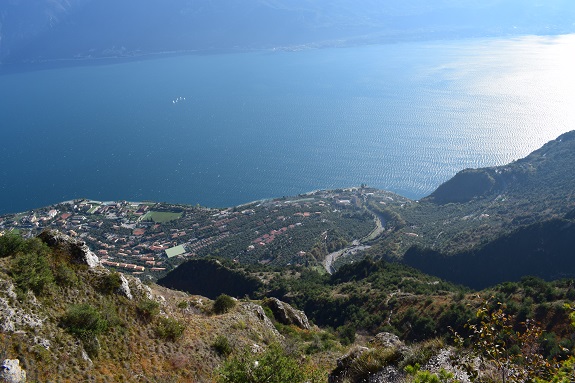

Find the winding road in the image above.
[{"left": 322, "top": 209, "right": 385, "bottom": 274}]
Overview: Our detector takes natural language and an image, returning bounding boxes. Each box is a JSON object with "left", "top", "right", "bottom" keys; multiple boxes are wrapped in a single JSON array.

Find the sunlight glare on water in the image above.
[{"left": 0, "top": 34, "right": 574, "bottom": 213}]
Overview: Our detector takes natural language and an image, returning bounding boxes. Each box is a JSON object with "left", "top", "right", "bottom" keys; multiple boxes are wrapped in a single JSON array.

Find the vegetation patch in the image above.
[
  {"left": 141, "top": 211, "right": 183, "bottom": 223},
  {"left": 216, "top": 343, "right": 323, "bottom": 383},
  {"left": 213, "top": 294, "right": 236, "bottom": 314},
  {"left": 155, "top": 317, "right": 186, "bottom": 341}
]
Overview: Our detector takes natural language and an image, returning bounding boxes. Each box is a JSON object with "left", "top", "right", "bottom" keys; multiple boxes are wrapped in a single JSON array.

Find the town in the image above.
[{"left": 0, "top": 187, "right": 400, "bottom": 279}]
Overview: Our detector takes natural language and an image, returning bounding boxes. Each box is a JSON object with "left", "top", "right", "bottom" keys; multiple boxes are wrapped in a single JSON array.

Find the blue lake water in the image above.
[{"left": 1, "top": 34, "right": 574, "bottom": 214}]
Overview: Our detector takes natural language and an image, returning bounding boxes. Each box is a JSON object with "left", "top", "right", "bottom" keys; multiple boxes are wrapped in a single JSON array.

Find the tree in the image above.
[
  {"left": 0, "top": 233, "right": 25, "bottom": 257},
  {"left": 451, "top": 300, "right": 553, "bottom": 383}
]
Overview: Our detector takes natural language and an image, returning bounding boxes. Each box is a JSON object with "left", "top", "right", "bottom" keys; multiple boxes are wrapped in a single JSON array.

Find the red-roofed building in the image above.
[{"left": 133, "top": 228, "right": 146, "bottom": 236}]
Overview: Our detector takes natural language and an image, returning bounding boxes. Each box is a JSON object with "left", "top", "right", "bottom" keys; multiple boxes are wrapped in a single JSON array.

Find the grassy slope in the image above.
[{"left": 0, "top": 238, "right": 339, "bottom": 382}]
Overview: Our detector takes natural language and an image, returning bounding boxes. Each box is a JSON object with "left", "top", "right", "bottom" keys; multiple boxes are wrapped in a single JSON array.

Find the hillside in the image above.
[
  {"left": 2, "top": 0, "right": 575, "bottom": 68},
  {"left": 2, "top": 232, "right": 575, "bottom": 382},
  {"left": 0, "top": 231, "right": 341, "bottom": 382},
  {"left": 359, "top": 131, "right": 575, "bottom": 287}
]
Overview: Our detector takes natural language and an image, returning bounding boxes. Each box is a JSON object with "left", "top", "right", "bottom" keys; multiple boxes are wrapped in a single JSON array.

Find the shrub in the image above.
[
  {"left": 405, "top": 365, "right": 456, "bottom": 383},
  {"left": 137, "top": 298, "right": 160, "bottom": 321},
  {"left": 55, "top": 263, "right": 79, "bottom": 287},
  {"left": 452, "top": 301, "right": 554, "bottom": 383},
  {"left": 11, "top": 251, "right": 54, "bottom": 295},
  {"left": 216, "top": 343, "right": 322, "bottom": 383},
  {"left": 336, "top": 324, "right": 356, "bottom": 346},
  {"left": 61, "top": 304, "right": 108, "bottom": 338},
  {"left": 0, "top": 233, "right": 25, "bottom": 257},
  {"left": 213, "top": 294, "right": 236, "bottom": 314},
  {"left": 155, "top": 317, "right": 186, "bottom": 341},
  {"left": 100, "top": 272, "right": 123, "bottom": 294},
  {"left": 213, "top": 335, "right": 233, "bottom": 356},
  {"left": 61, "top": 304, "right": 108, "bottom": 357}
]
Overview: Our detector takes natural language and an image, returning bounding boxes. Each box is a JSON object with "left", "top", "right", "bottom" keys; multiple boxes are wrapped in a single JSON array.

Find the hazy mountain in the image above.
[{"left": 1, "top": 0, "right": 574, "bottom": 67}]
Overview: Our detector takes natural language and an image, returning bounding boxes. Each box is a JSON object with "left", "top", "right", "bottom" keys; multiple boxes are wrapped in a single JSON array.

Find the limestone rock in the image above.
[
  {"left": 262, "top": 297, "right": 310, "bottom": 330},
  {"left": 128, "top": 276, "right": 153, "bottom": 300},
  {"left": 423, "top": 348, "right": 471, "bottom": 383},
  {"left": 370, "top": 332, "right": 404, "bottom": 349},
  {"left": 118, "top": 274, "right": 133, "bottom": 300},
  {"left": 38, "top": 230, "right": 100, "bottom": 268},
  {"left": 366, "top": 365, "right": 404, "bottom": 383},
  {"left": 0, "top": 280, "right": 44, "bottom": 332},
  {"left": 242, "top": 303, "right": 282, "bottom": 340},
  {"left": 0, "top": 359, "right": 26, "bottom": 383}
]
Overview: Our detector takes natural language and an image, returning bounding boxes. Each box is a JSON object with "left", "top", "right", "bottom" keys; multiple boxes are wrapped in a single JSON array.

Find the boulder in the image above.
[
  {"left": 370, "top": 332, "right": 405, "bottom": 349},
  {"left": 262, "top": 298, "right": 310, "bottom": 330},
  {"left": 38, "top": 230, "right": 100, "bottom": 268},
  {"left": 0, "top": 359, "right": 26, "bottom": 383}
]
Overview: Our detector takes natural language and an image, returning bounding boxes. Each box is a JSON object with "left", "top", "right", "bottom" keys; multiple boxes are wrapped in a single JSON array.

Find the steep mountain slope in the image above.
[
  {"left": 0, "top": 232, "right": 332, "bottom": 382},
  {"left": 364, "top": 130, "right": 575, "bottom": 287},
  {"left": 426, "top": 130, "right": 575, "bottom": 204}
]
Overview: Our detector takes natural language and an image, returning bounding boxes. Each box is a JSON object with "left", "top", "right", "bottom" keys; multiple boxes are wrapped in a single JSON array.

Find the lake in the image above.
[{"left": 1, "top": 34, "right": 574, "bottom": 214}]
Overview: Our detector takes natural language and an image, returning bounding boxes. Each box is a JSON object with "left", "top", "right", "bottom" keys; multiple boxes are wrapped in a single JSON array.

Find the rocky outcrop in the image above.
[
  {"left": 0, "top": 359, "right": 26, "bottom": 383},
  {"left": 423, "top": 349, "right": 471, "bottom": 383},
  {"left": 0, "top": 280, "right": 44, "bottom": 332},
  {"left": 370, "top": 332, "right": 405, "bottom": 350},
  {"left": 329, "top": 342, "right": 472, "bottom": 383},
  {"left": 38, "top": 230, "right": 100, "bottom": 268},
  {"left": 262, "top": 297, "right": 310, "bottom": 330},
  {"left": 243, "top": 302, "right": 282, "bottom": 340},
  {"left": 128, "top": 277, "right": 153, "bottom": 300},
  {"left": 118, "top": 274, "right": 133, "bottom": 300}
]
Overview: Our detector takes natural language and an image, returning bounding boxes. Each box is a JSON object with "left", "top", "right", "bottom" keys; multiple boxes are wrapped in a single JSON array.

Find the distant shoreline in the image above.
[{"left": 2, "top": 30, "right": 574, "bottom": 76}]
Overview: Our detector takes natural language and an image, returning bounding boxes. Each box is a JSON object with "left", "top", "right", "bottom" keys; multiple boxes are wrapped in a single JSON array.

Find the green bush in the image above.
[
  {"left": 61, "top": 304, "right": 109, "bottom": 338},
  {"left": 11, "top": 251, "right": 54, "bottom": 295},
  {"left": 216, "top": 343, "right": 322, "bottom": 383},
  {"left": 54, "top": 263, "right": 79, "bottom": 287},
  {"left": 61, "top": 304, "right": 109, "bottom": 357},
  {"left": 137, "top": 298, "right": 160, "bottom": 321},
  {"left": 155, "top": 317, "right": 186, "bottom": 341},
  {"left": 100, "top": 272, "right": 123, "bottom": 294},
  {"left": 336, "top": 324, "right": 356, "bottom": 346},
  {"left": 212, "top": 335, "right": 233, "bottom": 356},
  {"left": 213, "top": 294, "right": 236, "bottom": 314},
  {"left": 0, "top": 233, "right": 25, "bottom": 257}
]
